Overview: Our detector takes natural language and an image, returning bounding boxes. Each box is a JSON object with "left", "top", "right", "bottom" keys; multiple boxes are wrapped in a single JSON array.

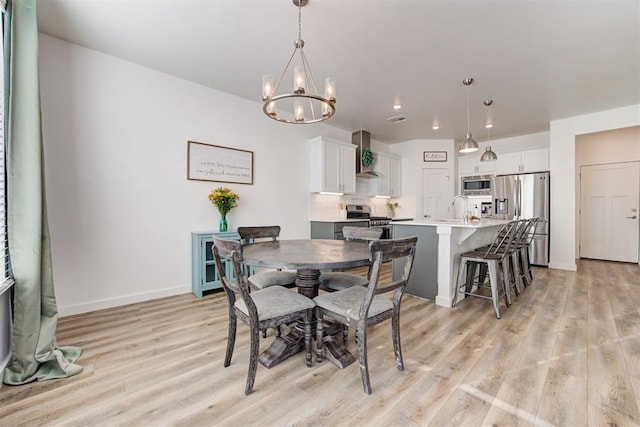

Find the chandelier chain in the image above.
[
  {"left": 467, "top": 87, "right": 470, "bottom": 132},
  {"left": 298, "top": 5, "right": 302, "bottom": 41}
]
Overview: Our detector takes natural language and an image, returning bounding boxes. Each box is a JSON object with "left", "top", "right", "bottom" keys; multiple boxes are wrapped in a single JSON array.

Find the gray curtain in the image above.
[{"left": 2, "top": 0, "right": 82, "bottom": 385}]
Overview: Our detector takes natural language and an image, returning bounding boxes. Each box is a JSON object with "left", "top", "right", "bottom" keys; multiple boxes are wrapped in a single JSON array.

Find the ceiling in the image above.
[{"left": 36, "top": 0, "right": 640, "bottom": 144}]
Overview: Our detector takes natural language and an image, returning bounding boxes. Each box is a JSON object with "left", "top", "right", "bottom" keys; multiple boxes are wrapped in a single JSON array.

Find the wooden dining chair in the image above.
[
  {"left": 237, "top": 226, "right": 297, "bottom": 290},
  {"left": 212, "top": 237, "right": 315, "bottom": 395},
  {"left": 314, "top": 236, "right": 418, "bottom": 394},
  {"left": 319, "top": 226, "right": 383, "bottom": 292},
  {"left": 318, "top": 226, "right": 384, "bottom": 342}
]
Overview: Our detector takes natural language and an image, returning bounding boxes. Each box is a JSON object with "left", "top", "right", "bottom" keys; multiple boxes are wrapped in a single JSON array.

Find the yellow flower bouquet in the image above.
[{"left": 208, "top": 187, "right": 239, "bottom": 231}]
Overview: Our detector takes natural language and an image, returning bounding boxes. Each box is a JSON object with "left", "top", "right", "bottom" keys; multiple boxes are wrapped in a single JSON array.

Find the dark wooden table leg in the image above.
[{"left": 258, "top": 269, "right": 356, "bottom": 369}]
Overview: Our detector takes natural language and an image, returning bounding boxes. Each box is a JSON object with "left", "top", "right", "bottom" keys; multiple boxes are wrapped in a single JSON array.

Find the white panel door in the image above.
[
  {"left": 422, "top": 169, "right": 453, "bottom": 220},
  {"left": 580, "top": 162, "right": 639, "bottom": 262}
]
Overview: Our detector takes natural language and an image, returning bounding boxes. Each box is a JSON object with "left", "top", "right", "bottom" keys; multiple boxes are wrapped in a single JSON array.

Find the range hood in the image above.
[{"left": 353, "top": 130, "right": 380, "bottom": 178}]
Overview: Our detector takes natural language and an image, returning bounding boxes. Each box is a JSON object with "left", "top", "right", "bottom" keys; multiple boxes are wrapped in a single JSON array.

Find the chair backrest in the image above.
[
  {"left": 484, "top": 220, "right": 520, "bottom": 255},
  {"left": 526, "top": 218, "right": 544, "bottom": 245},
  {"left": 211, "top": 237, "right": 258, "bottom": 320},
  {"left": 237, "top": 226, "right": 281, "bottom": 244},
  {"left": 343, "top": 226, "right": 383, "bottom": 241},
  {"left": 359, "top": 236, "right": 418, "bottom": 319},
  {"left": 516, "top": 218, "right": 536, "bottom": 246},
  {"left": 512, "top": 218, "right": 532, "bottom": 246}
]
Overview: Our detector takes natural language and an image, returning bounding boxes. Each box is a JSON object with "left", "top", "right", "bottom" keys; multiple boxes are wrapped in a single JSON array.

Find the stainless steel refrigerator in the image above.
[{"left": 493, "top": 172, "right": 550, "bottom": 266}]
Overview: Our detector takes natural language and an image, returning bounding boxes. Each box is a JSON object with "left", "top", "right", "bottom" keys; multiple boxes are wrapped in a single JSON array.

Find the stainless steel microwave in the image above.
[{"left": 461, "top": 175, "right": 493, "bottom": 195}]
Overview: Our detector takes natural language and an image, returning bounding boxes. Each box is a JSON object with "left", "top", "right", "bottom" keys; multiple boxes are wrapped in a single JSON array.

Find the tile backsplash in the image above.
[{"left": 309, "top": 178, "right": 398, "bottom": 220}]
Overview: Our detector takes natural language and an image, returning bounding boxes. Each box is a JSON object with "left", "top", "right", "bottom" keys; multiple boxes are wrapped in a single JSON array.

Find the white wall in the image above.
[
  {"left": 576, "top": 126, "right": 640, "bottom": 165},
  {"left": 39, "top": 34, "right": 352, "bottom": 315},
  {"left": 549, "top": 104, "right": 640, "bottom": 271},
  {"left": 37, "top": 34, "right": 640, "bottom": 314},
  {"left": 391, "top": 139, "right": 456, "bottom": 220}
]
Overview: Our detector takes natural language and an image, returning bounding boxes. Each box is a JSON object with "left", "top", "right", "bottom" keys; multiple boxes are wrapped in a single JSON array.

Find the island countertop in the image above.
[
  {"left": 392, "top": 219, "right": 508, "bottom": 307},
  {"left": 391, "top": 218, "right": 510, "bottom": 228}
]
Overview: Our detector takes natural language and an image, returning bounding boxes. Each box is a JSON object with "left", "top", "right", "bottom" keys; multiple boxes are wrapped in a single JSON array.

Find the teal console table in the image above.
[{"left": 191, "top": 230, "right": 241, "bottom": 298}]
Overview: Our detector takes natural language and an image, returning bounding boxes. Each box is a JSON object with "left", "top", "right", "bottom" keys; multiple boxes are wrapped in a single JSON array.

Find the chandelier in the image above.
[
  {"left": 458, "top": 78, "right": 479, "bottom": 153},
  {"left": 262, "top": 0, "right": 336, "bottom": 124}
]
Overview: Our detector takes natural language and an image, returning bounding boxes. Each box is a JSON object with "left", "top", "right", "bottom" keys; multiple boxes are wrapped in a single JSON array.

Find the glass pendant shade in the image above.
[
  {"left": 459, "top": 132, "right": 479, "bottom": 153},
  {"left": 480, "top": 146, "right": 498, "bottom": 161},
  {"left": 293, "top": 66, "right": 306, "bottom": 93},
  {"left": 294, "top": 99, "right": 304, "bottom": 122},
  {"left": 262, "top": 74, "right": 274, "bottom": 100}
]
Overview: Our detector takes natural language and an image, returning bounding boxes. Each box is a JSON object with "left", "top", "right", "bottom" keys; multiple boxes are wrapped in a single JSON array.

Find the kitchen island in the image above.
[{"left": 392, "top": 219, "right": 510, "bottom": 307}]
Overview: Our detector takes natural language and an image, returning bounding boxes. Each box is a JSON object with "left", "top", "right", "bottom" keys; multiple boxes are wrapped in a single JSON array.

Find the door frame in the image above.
[{"left": 578, "top": 160, "right": 640, "bottom": 263}]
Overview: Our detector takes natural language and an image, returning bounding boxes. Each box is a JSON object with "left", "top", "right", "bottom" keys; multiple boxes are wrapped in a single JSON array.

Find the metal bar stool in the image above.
[
  {"left": 473, "top": 218, "right": 531, "bottom": 298},
  {"left": 452, "top": 221, "right": 519, "bottom": 319},
  {"left": 521, "top": 218, "right": 543, "bottom": 286}
]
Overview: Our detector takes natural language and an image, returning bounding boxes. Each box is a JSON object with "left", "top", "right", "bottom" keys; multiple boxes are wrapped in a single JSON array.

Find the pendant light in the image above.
[
  {"left": 458, "top": 78, "right": 479, "bottom": 153},
  {"left": 262, "top": 0, "right": 336, "bottom": 124},
  {"left": 480, "top": 99, "right": 498, "bottom": 162},
  {"left": 480, "top": 143, "right": 498, "bottom": 162}
]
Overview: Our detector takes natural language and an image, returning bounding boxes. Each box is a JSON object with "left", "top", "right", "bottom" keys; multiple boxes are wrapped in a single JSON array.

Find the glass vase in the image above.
[{"left": 219, "top": 217, "right": 228, "bottom": 232}]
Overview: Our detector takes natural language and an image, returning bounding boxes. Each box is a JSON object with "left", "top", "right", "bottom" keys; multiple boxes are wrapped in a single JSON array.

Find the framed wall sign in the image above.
[
  {"left": 187, "top": 141, "right": 254, "bottom": 185},
  {"left": 423, "top": 151, "right": 447, "bottom": 162}
]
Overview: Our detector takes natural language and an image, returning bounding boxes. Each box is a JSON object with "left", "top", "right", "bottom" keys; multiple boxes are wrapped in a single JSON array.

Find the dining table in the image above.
[{"left": 242, "top": 238, "right": 371, "bottom": 369}]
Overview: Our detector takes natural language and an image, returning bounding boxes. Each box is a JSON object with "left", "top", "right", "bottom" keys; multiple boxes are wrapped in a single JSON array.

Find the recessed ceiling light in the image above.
[
  {"left": 393, "top": 103, "right": 402, "bottom": 110},
  {"left": 485, "top": 123, "right": 493, "bottom": 128},
  {"left": 432, "top": 124, "right": 440, "bottom": 130}
]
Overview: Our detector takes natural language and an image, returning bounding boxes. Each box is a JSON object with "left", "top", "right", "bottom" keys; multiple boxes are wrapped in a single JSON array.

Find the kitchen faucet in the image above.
[{"left": 451, "top": 195, "right": 469, "bottom": 222}]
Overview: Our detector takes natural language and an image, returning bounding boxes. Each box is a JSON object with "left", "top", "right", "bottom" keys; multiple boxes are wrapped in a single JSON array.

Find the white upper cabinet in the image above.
[
  {"left": 368, "top": 152, "right": 401, "bottom": 197},
  {"left": 493, "top": 152, "right": 521, "bottom": 175},
  {"left": 309, "top": 136, "right": 356, "bottom": 194},
  {"left": 389, "top": 156, "right": 401, "bottom": 197},
  {"left": 458, "top": 154, "right": 495, "bottom": 176},
  {"left": 495, "top": 148, "right": 549, "bottom": 175}
]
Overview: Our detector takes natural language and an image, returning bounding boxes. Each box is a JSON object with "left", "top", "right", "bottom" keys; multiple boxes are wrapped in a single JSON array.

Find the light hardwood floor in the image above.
[{"left": 1, "top": 260, "right": 639, "bottom": 426}]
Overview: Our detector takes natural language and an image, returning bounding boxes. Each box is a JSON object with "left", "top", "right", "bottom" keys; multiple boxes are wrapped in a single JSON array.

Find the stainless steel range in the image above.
[{"left": 346, "top": 205, "right": 392, "bottom": 239}]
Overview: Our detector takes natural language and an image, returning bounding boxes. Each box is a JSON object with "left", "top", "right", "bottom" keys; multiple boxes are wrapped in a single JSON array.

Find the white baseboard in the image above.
[
  {"left": 434, "top": 295, "right": 453, "bottom": 308},
  {"left": 548, "top": 262, "right": 577, "bottom": 271},
  {"left": 58, "top": 284, "right": 192, "bottom": 317}
]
